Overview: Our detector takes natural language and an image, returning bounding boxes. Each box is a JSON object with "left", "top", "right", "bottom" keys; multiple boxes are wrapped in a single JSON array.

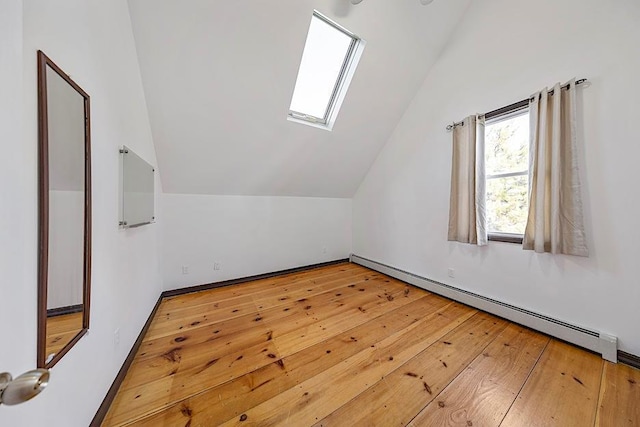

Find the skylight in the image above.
[{"left": 288, "top": 11, "right": 364, "bottom": 130}]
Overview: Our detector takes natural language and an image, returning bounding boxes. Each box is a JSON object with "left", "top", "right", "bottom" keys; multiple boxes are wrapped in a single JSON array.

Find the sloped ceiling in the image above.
[{"left": 127, "top": 0, "right": 470, "bottom": 197}]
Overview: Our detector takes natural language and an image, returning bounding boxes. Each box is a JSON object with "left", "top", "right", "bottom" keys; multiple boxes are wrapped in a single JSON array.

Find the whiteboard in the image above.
[{"left": 120, "top": 146, "right": 154, "bottom": 228}]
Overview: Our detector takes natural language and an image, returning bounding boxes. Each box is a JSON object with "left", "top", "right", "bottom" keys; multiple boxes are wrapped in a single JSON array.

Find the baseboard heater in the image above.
[{"left": 350, "top": 254, "right": 618, "bottom": 362}]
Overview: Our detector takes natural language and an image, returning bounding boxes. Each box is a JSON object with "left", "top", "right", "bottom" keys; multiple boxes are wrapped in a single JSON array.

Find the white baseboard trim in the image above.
[{"left": 350, "top": 254, "right": 618, "bottom": 362}]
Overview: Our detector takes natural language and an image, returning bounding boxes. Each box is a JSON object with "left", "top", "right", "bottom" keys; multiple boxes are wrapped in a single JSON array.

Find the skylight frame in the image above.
[{"left": 288, "top": 11, "right": 364, "bottom": 130}]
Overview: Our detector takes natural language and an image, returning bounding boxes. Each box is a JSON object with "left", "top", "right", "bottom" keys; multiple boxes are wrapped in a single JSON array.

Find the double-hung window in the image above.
[
  {"left": 485, "top": 106, "right": 530, "bottom": 243},
  {"left": 288, "top": 11, "right": 364, "bottom": 130}
]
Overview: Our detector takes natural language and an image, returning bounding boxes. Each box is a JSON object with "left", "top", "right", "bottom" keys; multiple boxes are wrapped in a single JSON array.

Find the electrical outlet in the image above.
[
  {"left": 448, "top": 268, "right": 455, "bottom": 278},
  {"left": 181, "top": 266, "right": 189, "bottom": 275},
  {"left": 214, "top": 263, "right": 221, "bottom": 271},
  {"left": 114, "top": 328, "right": 120, "bottom": 347}
]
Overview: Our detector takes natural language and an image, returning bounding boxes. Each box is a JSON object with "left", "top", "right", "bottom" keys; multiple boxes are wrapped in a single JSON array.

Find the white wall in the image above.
[
  {"left": 128, "top": 0, "right": 471, "bottom": 198},
  {"left": 162, "top": 194, "right": 352, "bottom": 290},
  {"left": 0, "top": 0, "right": 162, "bottom": 425},
  {"left": 47, "top": 191, "right": 84, "bottom": 309},
  {"left": 0, "top": 0, "right": 31, "bottom": 407},
  {"left": 353, "top": 0, "right": 640, "bottom": 355},
  {"left": 47, "top": 62, "right": 86, "bottom": 193}
]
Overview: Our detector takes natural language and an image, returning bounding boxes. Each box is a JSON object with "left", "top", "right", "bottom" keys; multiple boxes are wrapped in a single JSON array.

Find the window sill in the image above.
[
  {"left": 286, "top": 115, "right": 333, "bottom": 131},
  {"left": 488, "top": 233, "right": 523, "bottom": 244}
]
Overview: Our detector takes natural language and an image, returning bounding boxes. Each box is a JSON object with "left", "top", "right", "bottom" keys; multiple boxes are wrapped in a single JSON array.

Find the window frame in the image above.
[
  {"left": 287, "top": 11, "right": 364, "bottom": 130},
  {"left": 484, "top": 99, "right": 530, "bottom": 244}
]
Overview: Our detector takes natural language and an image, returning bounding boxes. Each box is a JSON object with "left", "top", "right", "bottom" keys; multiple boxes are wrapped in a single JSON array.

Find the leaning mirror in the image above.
[{"left": 37, "top": 51, "right": 91, "bottom": 368}]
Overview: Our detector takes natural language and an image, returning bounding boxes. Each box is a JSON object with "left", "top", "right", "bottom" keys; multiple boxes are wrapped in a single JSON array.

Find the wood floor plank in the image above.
[
  {"left": 118, "top": 279, "right": 406, "bottom": 392},
  {"left": 133, "top": 275, "right": 380, "bottom": 363},
  {"left": 156, "top": 267, "right": 376, "bottom": 322},
  {"left": 251, "top": 271, "right": 382, "bottom": 310},
  {"left": 407, "top": 324, "right": 549, "bottom": 427},
  {"left": 315, "top": 312, "right": 508, "bottom": 427},
  {"left": 500, "top": 339, "right": 604, "bottom": 427},
  {"left": 270, "top": 281, "right": 425, "bottom": 355},
  {"left": 102, "top": 263, "right": 630, "bottom": 427},
  {"left": 595, "top": 361, "right": 640, "bottom": 426},
  {"left": 150, "top": 265, "right": 361, "bottom": 330},
  {"left": 218, "top": 312, "right": 505, "bottom": 427},
  {"left": 104, "top": 272, "right": 423, "bottom": 425},
  {"left": 157, "top": 263, "right": 361, "bottom": 313},
  {"left": 104, "top": 338, "right": 283, "bottom": 426},
  {"left": 117, "top": 290, "right": 355, "bottom": 395},
  {"left": 46, "top": 312, "right": 83, "bottom": 357},
  {"left": 122, "top": 295, "right": 464, "bottom": 426},
  {"left": 145, "top": 270, "right": 385, "bottom": 341}
]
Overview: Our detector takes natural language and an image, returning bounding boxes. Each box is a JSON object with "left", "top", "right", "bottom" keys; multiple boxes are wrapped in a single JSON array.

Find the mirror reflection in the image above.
[
  {"left": 38, "top": 51, "right": 91, "bottom": 368},
  {"left": 45, "top": 65, "right": 86, "bottom": 360}
]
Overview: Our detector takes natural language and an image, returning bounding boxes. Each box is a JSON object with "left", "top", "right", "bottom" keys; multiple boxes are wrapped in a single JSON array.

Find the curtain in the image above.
[
  {"left": 523, "top": 79, "right": 588, "bottom": 256},
  {"left": 448, "top": 115, "right": 487, "bottom": 246}
]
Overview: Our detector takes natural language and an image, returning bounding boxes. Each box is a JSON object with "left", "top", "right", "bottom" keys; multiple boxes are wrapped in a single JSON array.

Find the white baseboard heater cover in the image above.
[{"left": 350, "top": 254, "right": 618, "bottom": 362}]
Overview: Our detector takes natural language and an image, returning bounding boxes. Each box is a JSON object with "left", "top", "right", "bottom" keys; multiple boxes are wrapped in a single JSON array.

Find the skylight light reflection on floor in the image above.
[{"left": 289, "top": 15, "right": 353, "bottom": 120}]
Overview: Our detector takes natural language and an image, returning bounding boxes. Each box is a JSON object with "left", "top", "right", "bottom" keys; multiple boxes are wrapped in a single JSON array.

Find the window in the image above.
[
  {"left": 288, "top": 11, "right": 364, "bottom": 130},
  {"left": 485, "top": 108, "right": 530, "bottom": 243}
]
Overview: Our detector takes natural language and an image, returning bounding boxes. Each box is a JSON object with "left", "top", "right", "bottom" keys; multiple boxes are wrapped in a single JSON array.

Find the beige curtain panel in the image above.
[
  {"left": 448, "top": 115, "right": 487, "bottom": 246},
  {"left": 523, "top": 79, "right": 589, "bottom": 256}
]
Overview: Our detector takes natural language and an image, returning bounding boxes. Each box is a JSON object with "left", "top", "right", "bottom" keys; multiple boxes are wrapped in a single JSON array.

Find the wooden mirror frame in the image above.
[{"left": 37, "top": 50, "right": 92, "bottom": 369}]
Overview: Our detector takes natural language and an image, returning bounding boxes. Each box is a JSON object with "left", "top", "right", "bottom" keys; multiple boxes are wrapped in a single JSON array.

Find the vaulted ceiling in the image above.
[{"left": 127, "top": 0, "right": 471, "bottom": 197}]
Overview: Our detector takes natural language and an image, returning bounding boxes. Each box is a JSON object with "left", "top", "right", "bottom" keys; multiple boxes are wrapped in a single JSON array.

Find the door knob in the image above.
[{"left": 0, "top": 369, "right": 50, "bottom": 406}]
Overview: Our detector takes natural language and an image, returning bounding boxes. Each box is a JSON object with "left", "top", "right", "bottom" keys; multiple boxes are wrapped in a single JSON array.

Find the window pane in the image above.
[
  {"left": 289, "top": 16, "right": 353, "bottom": 119},
  {"left": 485, "top": 113, "right": 529, "bottom": 175},
  {"left": 486, "top": 175, "right": 528, "bottom": 234}
]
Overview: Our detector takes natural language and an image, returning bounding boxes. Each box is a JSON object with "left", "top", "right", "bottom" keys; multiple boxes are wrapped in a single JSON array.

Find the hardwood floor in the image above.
[
  {"left": 102, "top": 262, "right": 640, "bottom": 426},
  {"left": 46, "top": 311, "right": 83, "bottom": 357}
]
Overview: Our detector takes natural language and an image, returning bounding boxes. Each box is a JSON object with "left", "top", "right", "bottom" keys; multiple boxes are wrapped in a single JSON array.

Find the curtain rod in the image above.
[{"left": 445, "top": 78, "right": 588, "bottom": 132}]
